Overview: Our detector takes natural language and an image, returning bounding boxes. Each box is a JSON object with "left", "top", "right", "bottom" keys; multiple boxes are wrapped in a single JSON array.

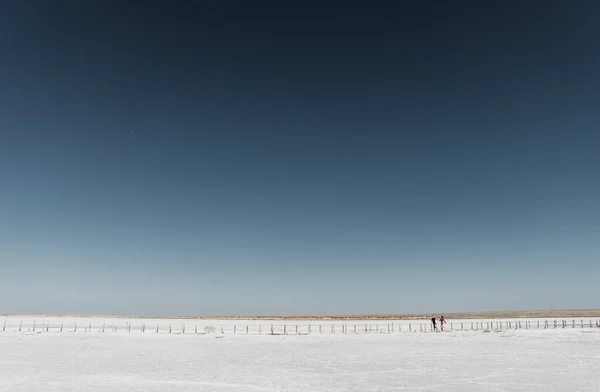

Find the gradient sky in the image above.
[{"left": 1, "top": 1, "right": 599, "bottom": 316}]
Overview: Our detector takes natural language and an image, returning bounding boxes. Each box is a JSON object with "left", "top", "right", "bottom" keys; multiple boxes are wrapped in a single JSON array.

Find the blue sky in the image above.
[{"left": 1, "top": 1, "right": 599, "bottom": 315}]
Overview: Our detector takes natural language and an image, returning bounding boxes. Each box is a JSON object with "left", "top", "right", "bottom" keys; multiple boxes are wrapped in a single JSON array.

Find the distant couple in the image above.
[{"left": 431, "top": 316, "right": 446, "bottom": 332}]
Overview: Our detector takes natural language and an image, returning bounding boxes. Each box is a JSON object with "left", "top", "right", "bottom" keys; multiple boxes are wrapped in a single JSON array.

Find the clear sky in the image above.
[{"left": 1, "top": 1, "right": 599, "bottom": 316}]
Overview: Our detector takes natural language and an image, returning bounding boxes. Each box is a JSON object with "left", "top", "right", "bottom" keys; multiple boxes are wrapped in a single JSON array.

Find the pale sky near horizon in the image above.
[{"left": 1, "top": 1, "right": 599, "bottom": 316}]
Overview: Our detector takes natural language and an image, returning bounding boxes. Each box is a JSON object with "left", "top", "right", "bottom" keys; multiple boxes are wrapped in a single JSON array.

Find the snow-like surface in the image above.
[{"left": 1, "top": 316, "right": 600, "bottom": 391}]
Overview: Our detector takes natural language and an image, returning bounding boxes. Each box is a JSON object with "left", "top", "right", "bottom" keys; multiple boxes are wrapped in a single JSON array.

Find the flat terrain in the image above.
[
  {"left": 3, "top": 309, "right": 600, "bottom": 320},
  {"left": 1, "top": 316, "right": 599, "bottom": 391}
]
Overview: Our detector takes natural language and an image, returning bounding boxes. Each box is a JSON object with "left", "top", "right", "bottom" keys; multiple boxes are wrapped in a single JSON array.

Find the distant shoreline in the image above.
[{"left": 2, "top": 309, "right": 600, "bottom": 320}]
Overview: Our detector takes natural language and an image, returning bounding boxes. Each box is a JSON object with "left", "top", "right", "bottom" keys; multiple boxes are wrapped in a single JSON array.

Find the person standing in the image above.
[
  {"left": 439, "top": 315, "right": 446, "bottom": 331},
  {"left": 431, "top": 316, "right": 438, "bottom": 332}
]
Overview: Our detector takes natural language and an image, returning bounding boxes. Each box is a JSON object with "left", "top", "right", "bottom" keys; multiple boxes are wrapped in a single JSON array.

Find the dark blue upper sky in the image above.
[{"left": 1, "top": 1, "right": 599, "bottom": 316}]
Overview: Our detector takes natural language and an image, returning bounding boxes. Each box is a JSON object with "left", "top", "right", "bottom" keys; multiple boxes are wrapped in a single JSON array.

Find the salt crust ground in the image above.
[{"left": 1, "top": 317, "right": 599, "bottom": 391}]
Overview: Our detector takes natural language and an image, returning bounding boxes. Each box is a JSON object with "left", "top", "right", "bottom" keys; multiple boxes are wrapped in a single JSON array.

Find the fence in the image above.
[{"left": 2, "top": 318, "right": 600, "bottom": 335}]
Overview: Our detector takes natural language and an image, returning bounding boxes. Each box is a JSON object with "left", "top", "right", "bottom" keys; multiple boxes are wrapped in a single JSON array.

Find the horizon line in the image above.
[{"left": 3, "top": 309, "right": 600, "bottom": 320}]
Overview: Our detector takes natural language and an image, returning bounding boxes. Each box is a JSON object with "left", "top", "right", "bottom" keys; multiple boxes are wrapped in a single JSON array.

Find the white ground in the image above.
[{"left": 1, "top": 317, "right": 599, "bottom": 391}]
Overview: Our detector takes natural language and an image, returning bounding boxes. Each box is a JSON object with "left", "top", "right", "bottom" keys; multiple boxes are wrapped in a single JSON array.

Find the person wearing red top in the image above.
[{"left": 439, "top": 316, "right": 446, "bottom": 331}]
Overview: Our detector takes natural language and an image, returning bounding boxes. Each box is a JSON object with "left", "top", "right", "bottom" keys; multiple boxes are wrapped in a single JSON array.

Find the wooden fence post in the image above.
[
  {"left": 271, "top": 324, "right": 274, "bottom": 335},
  {"left": 74, "top": 322, "right": 77, "bottom": 332},
  {"left": 157, "top": 324, "right": 159, "bottom": 333},
  {"left": 234, "top": 325, "right": 237, "bottom": 334},
  {"left": 33, "top": 321, "right": 36, "bottom": 332},
  {"left": 354, "top": 325, "right": 357, "bottom": 333},
  {"left": 169, "top": 324, "right": 172, "bottom": 333},
  {"left": 60, "top": 321, "right": 63, "bottom": 332}
]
